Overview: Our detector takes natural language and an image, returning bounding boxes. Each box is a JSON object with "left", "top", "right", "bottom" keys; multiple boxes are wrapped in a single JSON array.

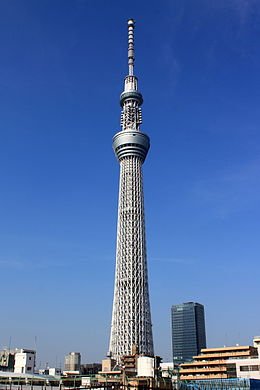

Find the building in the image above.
[
  {"left": 64, "top": 352, "right": 81, "bottom": 374},
  {"left": 171, "top": 302, "right": 206, "bottom": 363},
  {"left": 227, "top": 337, "right": 260, "bottom": 380},
  {"left": 13, "top": 349, "right": 36, "bottom": 374},
  {"left": 160, "top": 362, "right": 174, "bottom": 377},
  {"left": 181, "top": 378, "right": 260, "bottom": 389},
  {"left": 254, "top": 336, "right": 260, "bottom": 355},
  {"left": 0, "top": 350, "right": 15, "bottom": 371},
  {"left": 98, "top": 350, "right": 172, "bottom": 390},
  {"left": 179, "top": 345, "right": 258, "bottom": 381},
  {"left": 0, "top": 348, "right": 36, "bottom": 374},
  {"left": 39, "top": 367, "right": 62, "bottom": 376},
  {"left": 109, "top": 19, "right": 153, "bottom": 362},
  {"left": 80, "top": 363, "right": 102, "bottom": 375},
  {"left": 229, "top": 356, "right": 260, "bottom": 380},
  {"left": 0, "top": 371, "right": 60, "bottom": 390}
]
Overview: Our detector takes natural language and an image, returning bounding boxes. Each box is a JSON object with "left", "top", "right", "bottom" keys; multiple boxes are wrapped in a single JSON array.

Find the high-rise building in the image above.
[
  {"left": 109, "top": 19, "right": 154, "bottom": 363},
  {"left": 64, "top": 352, "right": 81, "bottom": 373},
  {"left": 171, "top": 302, "right": 206, "bottom": 363}
]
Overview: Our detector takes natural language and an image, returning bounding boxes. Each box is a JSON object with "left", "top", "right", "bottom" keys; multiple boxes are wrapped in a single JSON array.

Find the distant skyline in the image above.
[{"left": 0, "top": 0, "right": 260, "bottom": 367}]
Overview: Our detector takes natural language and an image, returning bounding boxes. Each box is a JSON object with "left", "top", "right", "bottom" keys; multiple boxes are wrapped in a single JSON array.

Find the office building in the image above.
[
  {"left": 171, "top": 302, "right": 206, "bottom": 363},
  {"left": 109, "top": 19, "right": 153, "bottom": 362}
]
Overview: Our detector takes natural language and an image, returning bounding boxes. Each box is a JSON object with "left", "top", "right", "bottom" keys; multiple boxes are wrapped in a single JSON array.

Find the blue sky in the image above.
[{"left": 0, "top": 0, "right": 259, "bottom": 367}]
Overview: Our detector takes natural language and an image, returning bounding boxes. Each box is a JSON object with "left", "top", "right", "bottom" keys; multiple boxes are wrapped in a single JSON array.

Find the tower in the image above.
[
  {"left": 171, "top": 302, "right": 207, "bottom": 363},
  {"left": 109, "top": 19, "right": 154, "bottom": 362}
]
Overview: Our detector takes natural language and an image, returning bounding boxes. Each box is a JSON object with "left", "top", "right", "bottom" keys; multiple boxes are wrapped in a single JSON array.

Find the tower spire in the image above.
[
  {"left": 120, "top": 19, "right": 143, "bottom": 131},
  {"left": 128, "top": 19, "right": 135, "bottom": 76}
]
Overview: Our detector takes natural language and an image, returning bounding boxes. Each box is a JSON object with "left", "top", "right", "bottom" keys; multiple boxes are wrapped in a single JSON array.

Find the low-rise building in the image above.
[
  {"left": 0, "top": 350, "right": 15, "bottom": 372},
  {"left": 179, "top": 345, "right": 258, "bottom": 381},
  {"left": 254, "top": 336, "right": 260, "bottom": 356},
  {"left": 39, "top": 367, "right": 62, "bottom": 377},
  {"left": 80, "top": 363, "right": 102, "bottom": 375},
  {"left": 0, "top": 348, "right": 36, "bottom": 374},
  {"left": 160, "top": 362, "right": 174, "bottom": 378},
  {"left": 229, "top": 357, "right": 260, "bottom": 380},
  {"left": 14, "top": 349, "right": 36, "bottom": 374},
  {"left": 98, "top": 353, "right": 172, "bottom": 390}
]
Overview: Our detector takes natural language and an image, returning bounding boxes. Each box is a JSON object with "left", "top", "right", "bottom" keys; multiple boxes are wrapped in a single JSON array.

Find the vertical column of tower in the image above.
[{"left": 109, "top": 19, "right": 154, "bottom": 362}]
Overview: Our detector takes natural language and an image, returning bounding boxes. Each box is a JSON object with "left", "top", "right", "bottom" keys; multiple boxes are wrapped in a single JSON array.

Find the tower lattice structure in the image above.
[{"left": 109, "top": 19, "right": 154, "bottom": 362}]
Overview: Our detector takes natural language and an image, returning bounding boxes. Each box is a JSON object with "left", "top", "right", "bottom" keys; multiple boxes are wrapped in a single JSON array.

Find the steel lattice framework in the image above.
[{"left": 109, "top": 20, "right": 154, "bottom": 362}]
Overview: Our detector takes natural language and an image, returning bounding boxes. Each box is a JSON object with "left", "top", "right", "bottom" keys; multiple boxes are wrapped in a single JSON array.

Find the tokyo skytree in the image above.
[{"left": 109, "top": 19, "right": 154, "bottom": 362}]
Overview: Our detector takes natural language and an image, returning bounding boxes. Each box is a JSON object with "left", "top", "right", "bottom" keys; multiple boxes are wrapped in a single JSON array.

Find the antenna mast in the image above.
[{"left": 128, "top": 19, "right": 135, "bottom": 76}]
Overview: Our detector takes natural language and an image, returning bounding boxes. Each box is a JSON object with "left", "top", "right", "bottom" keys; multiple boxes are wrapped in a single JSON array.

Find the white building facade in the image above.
[
  {"left": 228, "top": 337, "right": 260, "bottom": 380},
  {"left": 229, "top": 357, "right": 260, "bottom": 380},
  {"left": 14, "top": 349, "right": 36, "bottom": 374}
]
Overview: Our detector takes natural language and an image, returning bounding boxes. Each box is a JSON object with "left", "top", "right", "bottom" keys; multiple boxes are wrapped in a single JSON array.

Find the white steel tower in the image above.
[{"left": 109, "top": 19, "right": 154, "bottom": 362}]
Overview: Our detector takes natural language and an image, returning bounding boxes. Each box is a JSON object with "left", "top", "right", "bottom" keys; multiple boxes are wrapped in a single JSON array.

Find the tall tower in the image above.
[{"left": 109, "top": 19, "right": 154, "bottom": 362}]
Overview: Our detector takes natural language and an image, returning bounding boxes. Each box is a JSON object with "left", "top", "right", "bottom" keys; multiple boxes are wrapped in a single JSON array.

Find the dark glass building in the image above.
[{"left": 171, "top": 302, "right": 206, "bottom": 364}]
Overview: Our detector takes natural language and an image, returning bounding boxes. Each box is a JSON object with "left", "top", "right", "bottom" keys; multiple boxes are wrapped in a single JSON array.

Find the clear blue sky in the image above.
[{"left": 0, "top": 0, "right": 259, "bottom": 368}]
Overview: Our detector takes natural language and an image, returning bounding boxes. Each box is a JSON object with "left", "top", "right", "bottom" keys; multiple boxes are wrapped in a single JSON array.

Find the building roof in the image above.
[
  {"left": 201, "top": 346, "right": 255, "bottom": 353},
  {"left": 0, "top": 371, "right": 59, "bottom": 381}
]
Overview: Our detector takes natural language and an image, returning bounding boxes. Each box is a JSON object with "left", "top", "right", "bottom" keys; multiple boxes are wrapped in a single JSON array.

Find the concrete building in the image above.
[
  {"left": 0, "top": 350, "right": 15, "bottom": 371},
  {"left": 98, "top": 350, "right": 171, "bottom": 390},
  {"left": 254, "top": 336, "right": 260, "bottom": 356},
  {"left": 64, "top": 352, "right": 81, "bottom": 374},
  {"left": 109, "top": 18, "right": 153, "bottom": 362},
  {"left": 39, "top": 367, "right": 62, "bottom": 377},
  {"left": 13, "top": 349, "right": 36, "bottom": 374},
  {"left": 0, "top": 370, "right": 60, "bottom": 390},
  {"left": 229, "top": 357, "right": 260, "bottom": 380},
  {"left": 171, "top": 302, "right": 206, "bottom": 363},
  {"left": 80, "top": 363, "right": 102, "bottom": 375},
  {"left": 226, "top": 337, "right": 260, "bottom": 381},
  {"left": 179, "top": 345, "right": 258, "bottom": 381}
]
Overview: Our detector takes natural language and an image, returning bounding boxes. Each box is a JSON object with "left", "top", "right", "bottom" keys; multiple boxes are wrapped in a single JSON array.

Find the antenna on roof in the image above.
[{"left": 8, "top": 336, "right": 12, "bottom": 352}]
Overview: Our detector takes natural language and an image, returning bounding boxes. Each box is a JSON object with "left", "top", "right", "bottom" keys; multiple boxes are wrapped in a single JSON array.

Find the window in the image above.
[{"left": 240, "top": 365, "right": 260, "bottom": 372}]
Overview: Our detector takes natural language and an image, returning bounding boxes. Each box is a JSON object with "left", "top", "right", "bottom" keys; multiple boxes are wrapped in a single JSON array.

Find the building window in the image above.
[
  {"left": 240, "top": 365, "right": 260, "bottom": 372},
  {"left": 240, "top": 366, "right": 249, "bottom": 371}
]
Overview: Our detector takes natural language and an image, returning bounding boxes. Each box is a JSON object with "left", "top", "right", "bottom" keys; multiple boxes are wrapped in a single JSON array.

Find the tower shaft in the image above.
[{"left": 109, "top": 20, "right": 154, "bottom": 362}]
